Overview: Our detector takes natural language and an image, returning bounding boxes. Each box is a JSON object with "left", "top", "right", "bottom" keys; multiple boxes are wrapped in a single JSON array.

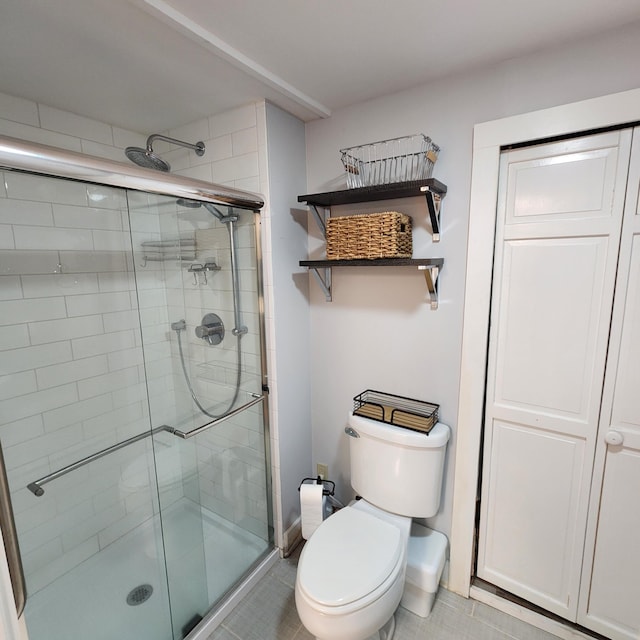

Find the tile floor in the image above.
[{"left": 206, "top": 545, "right": 561, "bottom": 640}]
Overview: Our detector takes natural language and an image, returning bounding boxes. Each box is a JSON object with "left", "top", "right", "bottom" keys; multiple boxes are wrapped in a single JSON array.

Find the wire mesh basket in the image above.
[
  {"left": 340, "top": 134, "right": 440, "bottom": 189},
  {"left": 353, "top": 389, "right": 439, "bottom": 434}
]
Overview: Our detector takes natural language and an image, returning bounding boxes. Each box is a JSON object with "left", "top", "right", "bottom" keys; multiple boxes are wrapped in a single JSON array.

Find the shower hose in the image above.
[{"left": 175, "top": 327, "right": 242, "bottom": 420}]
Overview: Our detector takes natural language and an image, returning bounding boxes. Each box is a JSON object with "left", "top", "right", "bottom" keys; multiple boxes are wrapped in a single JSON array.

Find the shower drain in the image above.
[{"left": 126, "top": 584, "right": 153, "bottom": 606}]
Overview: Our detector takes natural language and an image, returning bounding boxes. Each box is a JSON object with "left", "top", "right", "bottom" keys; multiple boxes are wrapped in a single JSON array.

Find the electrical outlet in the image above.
[{"left": 316, "top": 463, "right": 328, "bottom": 480}]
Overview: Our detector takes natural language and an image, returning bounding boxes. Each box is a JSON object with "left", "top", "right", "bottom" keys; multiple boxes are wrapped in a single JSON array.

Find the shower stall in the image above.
[{"left": 0, "top": 135, "right": 273, "bottom": 640}]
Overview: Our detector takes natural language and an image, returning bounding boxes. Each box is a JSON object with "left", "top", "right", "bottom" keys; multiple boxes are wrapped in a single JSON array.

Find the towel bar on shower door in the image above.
[{"left": 27, "top": 394, "right": 265, "bottom": 497}]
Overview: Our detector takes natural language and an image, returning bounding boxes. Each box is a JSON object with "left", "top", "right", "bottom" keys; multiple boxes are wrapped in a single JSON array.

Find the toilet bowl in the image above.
[
  {"left": 295, "top": 500, "right": 411, "bottom": 640},
  {"left": 295, "top": 414, "right": 450, "bottom": 640}
]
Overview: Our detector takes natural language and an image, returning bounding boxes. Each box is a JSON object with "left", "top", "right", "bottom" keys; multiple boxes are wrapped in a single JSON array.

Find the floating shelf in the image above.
[
  {"left": 299, "top": 258, "right": 443, "bottom": 309},
  {"left": 298, "top": 181, "right": 447, "bottom": 308},
  {"left": 297, "top": 179, "right": 447, "bottom": 205},
  {"left": 298, "top": 179, "right": 447, "bottom": 241}
]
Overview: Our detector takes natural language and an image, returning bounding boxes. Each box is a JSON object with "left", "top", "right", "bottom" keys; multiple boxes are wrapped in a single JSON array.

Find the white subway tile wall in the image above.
[
  {"left": 160, "top": 103, "right": 274, "bottom": 540},
  {"left": 129, "top": 189, "right": 269, "bottom": 539},
  {"left": 0, "top": 172, "right": 158, "bottom": 594},
  {"left": 0, "top": 93, "right": 274, "bottom": 594}
]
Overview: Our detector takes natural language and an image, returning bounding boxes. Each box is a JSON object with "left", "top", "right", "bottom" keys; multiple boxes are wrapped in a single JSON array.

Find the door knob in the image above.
[{"left": 604, "top": 430, "right": 624, "bottom": 446}]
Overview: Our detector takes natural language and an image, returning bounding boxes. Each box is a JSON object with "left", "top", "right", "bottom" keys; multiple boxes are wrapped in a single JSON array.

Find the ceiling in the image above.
[{"left": 1, "top": 0, "right": 640, "bottom": 133}]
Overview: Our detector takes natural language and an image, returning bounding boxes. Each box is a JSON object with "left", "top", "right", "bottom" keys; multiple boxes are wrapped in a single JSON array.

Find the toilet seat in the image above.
[{"left": 297, "top": 506, "right": 405, "bottom": 613}]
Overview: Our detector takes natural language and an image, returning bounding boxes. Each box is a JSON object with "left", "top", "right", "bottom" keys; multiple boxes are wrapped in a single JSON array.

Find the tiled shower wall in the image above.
[
  {"left": 0, "top": 92, "right": 274, "bottom": 591},
  {"left": 153, "top": 106, "right": 276, "bottom": 542},
  {"left": 141, "top": 194, "right": 269, "bottom": 539},
  {"left": 0, "top": 172, "right": 160, "bottom": 594},
  {"left": 127, "top": 191, "right": 269, "bottom": 540}
]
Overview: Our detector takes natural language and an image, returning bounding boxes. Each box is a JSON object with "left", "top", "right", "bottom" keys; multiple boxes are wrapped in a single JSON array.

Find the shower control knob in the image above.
[
  {"left": 195, "top": 313, "right": 225, "bottom": 346},
  {"left": 195, "top": 325, "right": 211, "bottom": 338},
  {"left": 195, "top": 324, "right": 222, "bottom": 339}
]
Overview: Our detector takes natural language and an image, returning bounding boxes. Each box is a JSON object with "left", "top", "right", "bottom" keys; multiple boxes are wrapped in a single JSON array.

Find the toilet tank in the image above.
[{"left": 347, "top": 413, "right": 450, "bottom": 518}]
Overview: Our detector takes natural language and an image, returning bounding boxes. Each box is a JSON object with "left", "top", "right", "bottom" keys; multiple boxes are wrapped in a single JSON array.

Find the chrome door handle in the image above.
[
  {"left": 0, "top": 441, "right": 27, "bottom": 617},
  {"left": 171, "top": 394, "right": 265, "bottom": 439}
]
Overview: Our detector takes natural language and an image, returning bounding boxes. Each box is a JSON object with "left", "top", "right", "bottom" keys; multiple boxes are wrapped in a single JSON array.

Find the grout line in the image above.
[{"left": 219, "top": 623, "right": 243, "bottom": 640}]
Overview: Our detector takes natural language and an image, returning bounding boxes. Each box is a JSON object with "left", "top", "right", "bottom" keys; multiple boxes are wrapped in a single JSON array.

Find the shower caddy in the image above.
[{"left": 298, "top": 178, "right": 447, "bottom": 309}]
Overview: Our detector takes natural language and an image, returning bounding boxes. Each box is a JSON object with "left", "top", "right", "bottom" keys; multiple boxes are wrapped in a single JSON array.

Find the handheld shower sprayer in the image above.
[
  {"left": 125, "top": 134, "right": 205, "bottom": 172},
  {"left": 171, "top": 316, "right": 240, "bottom": 419},
  {"left": 176, "top": 199, "right": 247, "bottom": 336}
]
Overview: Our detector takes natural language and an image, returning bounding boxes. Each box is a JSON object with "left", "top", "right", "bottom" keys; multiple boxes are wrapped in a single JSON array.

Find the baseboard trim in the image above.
[
  {"left": 470, "top": 584, "right": 598, "bottom": 640},
  {"left": 282, "top": 516, "right": 302, "bottom": 557}
]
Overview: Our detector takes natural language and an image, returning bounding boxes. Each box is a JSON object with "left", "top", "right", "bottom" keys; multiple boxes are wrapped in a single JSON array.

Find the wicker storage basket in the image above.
[{"left": 326, "top": 211, "right": 412, "bottom": 260}]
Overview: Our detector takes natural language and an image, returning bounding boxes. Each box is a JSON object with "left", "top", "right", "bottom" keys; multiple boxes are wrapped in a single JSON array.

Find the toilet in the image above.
[{"left": 295, "top": 413, "right": 450, "bottom": 640}]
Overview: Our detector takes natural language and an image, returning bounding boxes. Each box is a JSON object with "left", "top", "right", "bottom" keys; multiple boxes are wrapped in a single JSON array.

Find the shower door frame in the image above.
[{"left": 0, "top": 133, "right": 273, "bottom": 639}]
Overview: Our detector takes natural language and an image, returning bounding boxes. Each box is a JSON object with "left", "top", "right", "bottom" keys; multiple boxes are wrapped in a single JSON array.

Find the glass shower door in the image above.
[
  {"left": 128, "top": 193, "right": 272, "bottom": 637},
  {"left": 0, "top": 170, "right": 173, "bottom": 640},
  {"left": 1, "top": 169, "right": 271, "bottom": 640}
]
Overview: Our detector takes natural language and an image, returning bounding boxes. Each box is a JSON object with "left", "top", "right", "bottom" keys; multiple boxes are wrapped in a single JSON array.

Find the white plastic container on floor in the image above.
[{"left": 401, "top": 522, "right": 448, "bottom": 617}]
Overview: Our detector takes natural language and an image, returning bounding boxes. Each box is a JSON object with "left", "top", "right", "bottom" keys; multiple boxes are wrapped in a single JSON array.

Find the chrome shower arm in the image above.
[{"left": 146, "top": 134, "right": 205, "bottom": 156}]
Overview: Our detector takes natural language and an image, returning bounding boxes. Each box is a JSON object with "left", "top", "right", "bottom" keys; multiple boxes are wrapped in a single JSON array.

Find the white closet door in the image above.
[
  {"left": 477, "top": 131, "right": 632, "bottom": 619},
  {"left": 577, "top": 128, "right": 640, "bottom": 640}
]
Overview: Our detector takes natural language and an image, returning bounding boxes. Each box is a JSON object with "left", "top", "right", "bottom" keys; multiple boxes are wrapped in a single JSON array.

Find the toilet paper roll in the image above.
[{"left": 300, "top": 482, "right": 326, "bottom": 540}]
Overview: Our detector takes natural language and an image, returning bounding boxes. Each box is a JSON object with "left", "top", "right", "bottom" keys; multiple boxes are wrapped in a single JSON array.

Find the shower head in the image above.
[
  {"left": 177, "top": 199, "right": 237, "bottom": 223},
  {"left": 176, "top": 198, "right": 203, "bottom": 209},
  {"left": 125, "top": 146, "right": 171, "bottom": 172},
  {"left": 125, "top": 134, "right": 205, "bottom": 172},
  {"left": 203, "top": 202, "right": 238, "bottom": 223}
]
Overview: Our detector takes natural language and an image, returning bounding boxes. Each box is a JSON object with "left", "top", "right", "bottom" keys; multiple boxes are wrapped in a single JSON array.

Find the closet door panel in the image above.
[
  {"left": 608, "top": 238, "right": 640, "bottom": 433},
  {"left": 478, "top": 130, "right": 631, "bottom": 621},
  {"left": 494, "top": 236, "right": 609, "bottom": 424},
  {"left": 578, "top": 131, "right": 640, "bottom": 639},
  {"left": 481, "top": 420, "right": 585, "bottom": 608},
  {"left": 582, "top": 448, "right": 640, "bottom": 638},
  {"left": 505, "top": 144, "right": 620, "bottom": 224}
]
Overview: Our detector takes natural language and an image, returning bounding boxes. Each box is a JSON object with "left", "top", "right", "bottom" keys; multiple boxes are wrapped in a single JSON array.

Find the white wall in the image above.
[
  {"left": 264, "top": 103, "right": 311, "bottom": 546},
  {"left": 304, "top": 20, "right": 640, "bottom": 538}
]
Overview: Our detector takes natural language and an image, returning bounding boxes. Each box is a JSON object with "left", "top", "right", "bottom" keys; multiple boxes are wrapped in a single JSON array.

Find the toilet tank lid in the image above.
[{"left": 348, "top": 414, "right": 450, "bottom": 448}]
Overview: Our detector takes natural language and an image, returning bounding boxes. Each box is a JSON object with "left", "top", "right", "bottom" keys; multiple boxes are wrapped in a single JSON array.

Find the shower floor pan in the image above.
[{"left": 24, "top": 498, "right": 267, "bottom": 640}]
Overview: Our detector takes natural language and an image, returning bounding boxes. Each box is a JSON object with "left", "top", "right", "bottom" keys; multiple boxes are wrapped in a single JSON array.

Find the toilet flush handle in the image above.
[{"left": 345, "top": 426, "right": 360, "bottom": 438}]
